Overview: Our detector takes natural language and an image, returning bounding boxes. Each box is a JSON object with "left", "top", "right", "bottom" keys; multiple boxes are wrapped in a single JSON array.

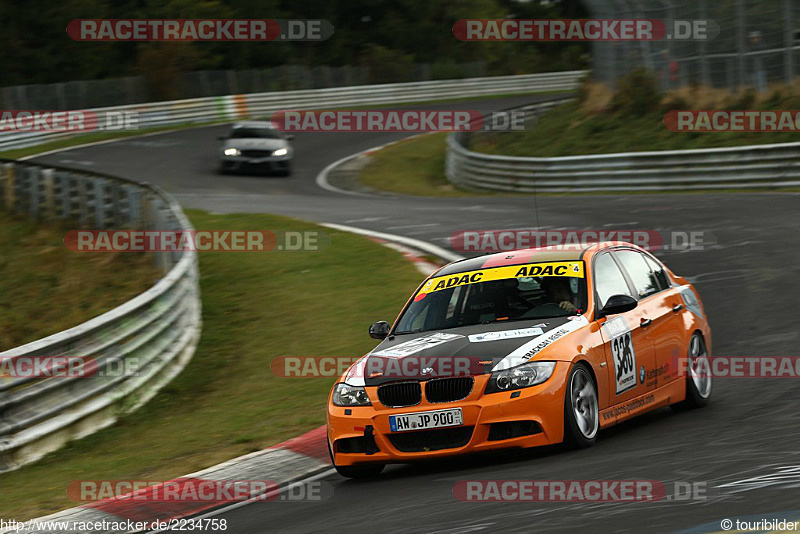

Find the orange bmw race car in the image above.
[{"left": 327, "top": 242, "right": 712, "bottom": 478}]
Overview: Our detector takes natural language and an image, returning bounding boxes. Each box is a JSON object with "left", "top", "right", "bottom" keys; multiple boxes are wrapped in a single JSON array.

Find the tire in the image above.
[
  {"left": 328, "top": 440, "right": 385, "bottom": 479},
  {"left": 673, "top": 333, "right": 712, "bottom": 410},
  {"left": 333, "top": 462, "right": 385, "bottom": 479},
  {"left": 563, "top": 363, "right": 599, "bottom": 448}
]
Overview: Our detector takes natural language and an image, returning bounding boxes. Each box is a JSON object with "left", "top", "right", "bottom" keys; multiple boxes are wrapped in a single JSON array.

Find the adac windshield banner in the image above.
[{"left": 420, "top": 261, "right": 585, "bottom": 294}]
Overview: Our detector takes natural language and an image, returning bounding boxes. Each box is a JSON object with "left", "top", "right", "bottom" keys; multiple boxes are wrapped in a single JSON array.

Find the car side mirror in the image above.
[
  {"left": 599, "top": 294, "right": 638, "bottom": 317},
  {"left": 369, "top": 321, "right": 391, "bottom": 340},
  {"left": 285, "top": 134, "right": 295, "bottom": 141}
]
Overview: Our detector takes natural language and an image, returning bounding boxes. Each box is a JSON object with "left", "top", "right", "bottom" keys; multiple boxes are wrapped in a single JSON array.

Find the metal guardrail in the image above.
[
  {"left": 0, "top": 71, "right": 587, "bottom": 151},
  {"left": 447, "top": 101, "right": 800, "bottom": 193},
  {"left": 0, "top": 159, "right": 201, "bottom": 472}
]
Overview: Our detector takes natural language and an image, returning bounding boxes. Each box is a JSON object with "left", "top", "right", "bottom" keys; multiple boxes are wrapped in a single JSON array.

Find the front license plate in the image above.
[{"left": 389, "top": 408, "right": 463, "bottom": 432}]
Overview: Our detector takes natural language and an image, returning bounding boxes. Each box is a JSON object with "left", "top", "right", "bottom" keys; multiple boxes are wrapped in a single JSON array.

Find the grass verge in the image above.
[
  {"left": 357, "top": 132, "right": 489, "bottom": 197},
  {"left": 0, "top": 211, "right": 160, "bottom": 349},
  {"left": 0, "top": 210, "right": 425, "bottom": 520},
  {"left": 471, "top": 100, "right": 800, "bottom": 157}
]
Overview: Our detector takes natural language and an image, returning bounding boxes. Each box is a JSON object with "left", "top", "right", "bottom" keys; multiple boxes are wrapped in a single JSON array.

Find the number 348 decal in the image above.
[{"left": 603, "top": 317, "right": 637, "bottom": 394}]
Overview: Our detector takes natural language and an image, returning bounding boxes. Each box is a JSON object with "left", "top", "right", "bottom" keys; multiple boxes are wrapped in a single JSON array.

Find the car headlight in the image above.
[
  {"left": 272, "top": 148, "right": 288, "bottom": 156},
  {"left": 332, "top": 383, "right": 371, "bottom": 406},
  {"left": 224, "top": 148, "right": 241, "bottom": 156},
  {"left": 485, "top": 361, "right": 556, "bottom": 394}
]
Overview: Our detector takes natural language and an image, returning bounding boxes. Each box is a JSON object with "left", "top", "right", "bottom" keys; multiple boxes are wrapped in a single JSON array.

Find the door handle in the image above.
[
  {"left": 640, "top": 318, "right": 652, "bottom": 327},
  {"left": 672, "top": 304, "right": 684, "bottom": 312}
]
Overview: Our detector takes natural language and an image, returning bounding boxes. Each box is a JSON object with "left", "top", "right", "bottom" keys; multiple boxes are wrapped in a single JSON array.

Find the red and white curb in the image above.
[
  {"left": 3, "top": 427, "right": 330, "bottom": 534},
  {"left": 374, "top": 239, "right": 441, "bottom": 275},
  {"left": 321, "top": 222, "right": 464, "bottom": 264}
]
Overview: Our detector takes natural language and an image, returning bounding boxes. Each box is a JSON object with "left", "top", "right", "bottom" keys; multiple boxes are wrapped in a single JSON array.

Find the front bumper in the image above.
[
  {"left": 327, "top": 362, "right": 569, "bottom": 466},
  {"left": 219, "top": 154, "right": 291, "bottom": 172}
]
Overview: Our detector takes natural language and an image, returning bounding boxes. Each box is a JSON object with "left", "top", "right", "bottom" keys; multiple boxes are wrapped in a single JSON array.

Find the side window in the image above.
[
  {"left": 409, "top": 306, "right": 429, "bottom": 331},
  {"left": 445, "top": 285, "right": 466, "bottom": 320},
  {"left": 644, "top": 254, "right": 671, "bottom": 290},
  {"left": 615, "top": 250, "right": 659, "bottom": 299},
  {"left": 594, "top": 253, "right": 632, "bottom": 308}
]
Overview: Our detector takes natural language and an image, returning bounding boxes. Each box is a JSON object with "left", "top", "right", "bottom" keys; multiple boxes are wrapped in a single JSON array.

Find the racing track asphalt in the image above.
[{"left": 32, "top": 95, "right": 800, "bottom": 533}]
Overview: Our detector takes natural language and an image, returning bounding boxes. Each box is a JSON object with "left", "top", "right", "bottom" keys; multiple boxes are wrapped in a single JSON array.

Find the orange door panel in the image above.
[{"left": 600, "top": 310, "right": 656, "bottom": 405}]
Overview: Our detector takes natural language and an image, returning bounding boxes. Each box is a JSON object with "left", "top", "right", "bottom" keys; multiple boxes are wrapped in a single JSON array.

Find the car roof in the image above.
[
  {"left": 435, "top": 241, "right": 638, "bottom": 276},
  {"left": 231, "top": 121, "right": 275, "bottom": 129}
]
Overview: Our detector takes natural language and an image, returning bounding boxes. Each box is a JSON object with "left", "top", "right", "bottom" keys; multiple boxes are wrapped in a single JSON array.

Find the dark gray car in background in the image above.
[{"left": 218, "top": 121, "right": 294, "bottom": 176}]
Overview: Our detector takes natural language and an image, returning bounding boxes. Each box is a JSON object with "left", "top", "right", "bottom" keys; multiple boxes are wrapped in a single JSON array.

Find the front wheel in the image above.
[
  {"left": 673, "top": 333, "right": 712, "bottom": 410},
  {"left": 277, "top": 162, "right": 292, "bottom": 177},
  {"left": 328, "top": 440, "right": 385, "bottom": 479},
  {"left": 333, "top": 462, "right": 385, "bottom": 479},
  {"left": 563, "top": 363, "right": 599, "bottom": 448}
]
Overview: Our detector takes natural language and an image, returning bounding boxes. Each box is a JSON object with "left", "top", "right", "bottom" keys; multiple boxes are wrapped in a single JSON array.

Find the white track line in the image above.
[
  {"left": 315, "top": 133, "right": 432, "bottom": 196},
  {"left": 321, "top": 222, "right": 464, "bottom": 263}
]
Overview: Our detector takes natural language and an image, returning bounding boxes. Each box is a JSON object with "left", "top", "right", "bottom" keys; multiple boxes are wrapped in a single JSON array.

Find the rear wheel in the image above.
[
  {"left": 328, "top": 440, "right": 385, "bottom": 479},
  {"left": 673, "top": 333, "right": 712, "bottom": 410},
  {"left": 563, "top": 363, "right": 599, "bottom": 448}
]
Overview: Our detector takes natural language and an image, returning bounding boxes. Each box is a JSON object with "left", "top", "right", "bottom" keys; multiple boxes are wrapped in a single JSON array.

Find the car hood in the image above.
[
  {"left": 346, "top": 316, "right": 589, "bottom": 386},
  {"left": 221, "top": 138, "right": 287, "bottom": 151}
]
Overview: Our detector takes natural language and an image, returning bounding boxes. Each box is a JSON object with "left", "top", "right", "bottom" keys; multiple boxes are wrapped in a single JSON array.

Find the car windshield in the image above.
[
  {"left": 228, "top": 127, "right": 283, "bottom": 139},
  {"left": 394, "top": 262, "right": 588, "bottom": 334}
]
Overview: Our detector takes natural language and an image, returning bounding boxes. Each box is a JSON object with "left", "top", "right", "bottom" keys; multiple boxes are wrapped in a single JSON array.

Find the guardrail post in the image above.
[
  {"left": 3, "top": 163, "right": 14, "bottom": 211},
  {"left": 78, "top": 175, "right": 89, "bottom": 228},
  {"left": 42, "top": 169, "right": 56, "bottom": 221},
  {"left": 23, "top": 167, "right": 34, "bottom": 214},
  {"left": 110, "top": 182, "right": 123, "bottom": 228},
  {"left": 147, "top": 194, "right": 169, "bottom": 272},
  {"left": 124, "top": 185, "right": 142, "bottom": 229},
  {"left": 93, "top": 178, "right": 105, "bottom": 229},
  {"left": 29, "top": 167, "right": 40, "bottom": 221},
  {"left": 57, "top": 171, "right": 71, "bottom": 220}
]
